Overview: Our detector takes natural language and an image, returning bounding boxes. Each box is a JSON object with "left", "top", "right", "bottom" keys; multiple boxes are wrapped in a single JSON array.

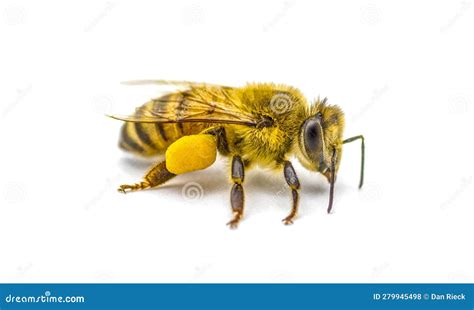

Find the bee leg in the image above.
[
  {"left": 227, "top": 155, "right": 245, "bottom": 229},
  {"left": 282, "top": 161, "right": 300, "bottom": 225},
  {"left": 118, "top": 161, "right": 176, "bottom": 193}
]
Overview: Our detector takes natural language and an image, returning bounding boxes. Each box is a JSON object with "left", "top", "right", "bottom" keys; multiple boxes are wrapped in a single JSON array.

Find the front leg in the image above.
[
  {"left": 282, "top": 161, "right": 300, "bottom": 225},
  {"left": 227, "top": 155, "right": 245, "bottom": 229}
]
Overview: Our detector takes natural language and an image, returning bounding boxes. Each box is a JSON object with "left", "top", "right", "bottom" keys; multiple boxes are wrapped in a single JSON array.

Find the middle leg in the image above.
[
  {"left": 282, "top": 161, "right": 300, "bottom": 225},
  {"left": 227, "top": 155, "right": 245, "bottom": 229}
]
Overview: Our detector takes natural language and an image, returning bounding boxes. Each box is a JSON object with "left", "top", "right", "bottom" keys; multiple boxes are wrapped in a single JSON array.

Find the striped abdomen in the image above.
[{"left": 119, "top": 93, "right": 210, "bottom": 156}]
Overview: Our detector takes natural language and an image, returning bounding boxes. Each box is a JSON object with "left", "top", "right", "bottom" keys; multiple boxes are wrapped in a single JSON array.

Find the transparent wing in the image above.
[
  {"left": 121, "top": 79, "right": 233, "bottom": 89},
  {"left": 108, "top": 84, "right": 259, "bottom": 127}
]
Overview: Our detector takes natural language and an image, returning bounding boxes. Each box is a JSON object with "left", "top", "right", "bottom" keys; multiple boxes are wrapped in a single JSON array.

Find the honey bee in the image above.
[{"left": 109, "top": 80, "right": 364, "bottom": 228}]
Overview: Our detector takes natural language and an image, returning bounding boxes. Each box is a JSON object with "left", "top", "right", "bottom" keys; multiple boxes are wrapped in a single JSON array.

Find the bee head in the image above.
[{"left": 296, "top": 98, "right": 345, "bottom": 182}]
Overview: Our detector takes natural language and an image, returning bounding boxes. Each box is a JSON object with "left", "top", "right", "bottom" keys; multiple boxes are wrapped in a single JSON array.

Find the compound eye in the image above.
[{"left": 303, "top": 117, "right": 323, "bottom": 160}]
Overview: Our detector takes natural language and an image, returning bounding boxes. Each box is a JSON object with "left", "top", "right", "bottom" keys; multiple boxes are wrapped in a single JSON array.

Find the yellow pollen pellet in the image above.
[{"left": 165, "top": 134, "right": 217, "bottom": 174}]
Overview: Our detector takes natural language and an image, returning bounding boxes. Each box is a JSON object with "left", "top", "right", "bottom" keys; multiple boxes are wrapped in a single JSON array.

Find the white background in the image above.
[{"left": 1, "top": 0, "right": 473, "bottom": 283}]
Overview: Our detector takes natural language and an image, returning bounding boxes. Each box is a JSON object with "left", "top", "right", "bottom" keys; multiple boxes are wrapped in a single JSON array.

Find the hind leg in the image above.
[
  {"left": 118, "top": 161, "right": 175, "bottom": 193},
  {"left": 118, "top": 130, "right": 218, "bottom": 193}
]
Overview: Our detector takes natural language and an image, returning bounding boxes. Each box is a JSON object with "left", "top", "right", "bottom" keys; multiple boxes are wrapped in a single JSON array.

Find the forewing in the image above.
[
  {"left": 109, "top": 84, "right": 258, "bottom": 126},
  {"left": 121, "top": 79, "right": 232, "bottom": 88}
]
